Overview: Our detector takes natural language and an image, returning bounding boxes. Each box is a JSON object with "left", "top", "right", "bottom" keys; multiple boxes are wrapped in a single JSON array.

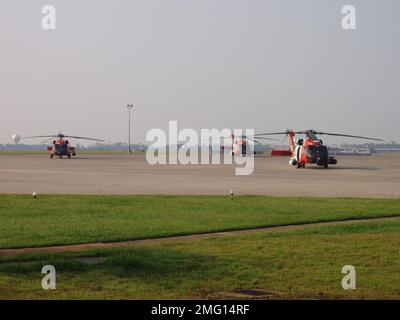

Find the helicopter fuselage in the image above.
[
  {"left": 47, "top": 139, "right": 76, "bottom": 159},
  {"left": 288, "top": 132, "right": 337, "bottom": 169}
]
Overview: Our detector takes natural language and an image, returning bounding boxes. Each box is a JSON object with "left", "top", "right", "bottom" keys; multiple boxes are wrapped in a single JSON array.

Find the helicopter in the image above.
[
  {"left": 216, "top": 133, "right": 278, "bottom": 156},
  {"left": 13, "top": 132, "right": 104, "bottom": 159},
  {"left": 254, "top": 129, "right": 383, "bottom": 169},
  {"left": 229, "top": 134, "right": 278, "bottom": 156}
]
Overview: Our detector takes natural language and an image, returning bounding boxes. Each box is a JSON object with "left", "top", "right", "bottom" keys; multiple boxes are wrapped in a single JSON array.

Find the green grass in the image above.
[
  {"left": 0, "top": 150, "right": 48, "bottom": 155},
  {"left": 0, "top": 219, "right": 399, "bottom": 299},
  {"left": 1, "top": 195, "right": 400, "bottom": 249}
]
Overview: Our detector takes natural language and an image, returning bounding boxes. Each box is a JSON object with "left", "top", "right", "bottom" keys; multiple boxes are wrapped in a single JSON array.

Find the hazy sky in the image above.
[{"left": 0, "top": 0, "right": 399, "bottom": 145}]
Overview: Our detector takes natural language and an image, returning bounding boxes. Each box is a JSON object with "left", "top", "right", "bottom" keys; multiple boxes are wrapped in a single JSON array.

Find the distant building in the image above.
[
  {"left": 328, "top": 146, "right": 372, "bottom": 156},
  {"left": 328, "top": 143, "right": 400, "bottom": 155}
]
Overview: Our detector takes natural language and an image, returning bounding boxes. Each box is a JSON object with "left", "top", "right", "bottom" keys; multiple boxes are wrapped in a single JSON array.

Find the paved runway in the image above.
[{"left": 0, "top": 153, "right": 399, "bottom": 197}]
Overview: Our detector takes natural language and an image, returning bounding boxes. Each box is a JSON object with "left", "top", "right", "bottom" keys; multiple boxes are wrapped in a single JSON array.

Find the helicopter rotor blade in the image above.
[
  {"left": 248, "top": 136, "right": 279, "bottom": 141},
  {"left": 40, "top": 138, "right": 54, "bottom": 144},
  {"left": 245, "top": 137, "right": 259, "bottom": 143},
  {"left": 255, "top": 130, "right": 383, "bottom": 142},
  {"left": 254, "top": 132, "right": 289, "bottom": 137},
  {"left": 20, "top": 135, "right": 58, "bottom": 139},
  {"left": 63, "top": 136, "right": 104, "bottom": 142},
  {"left": 313, "top": 132, "right": 383, "bottom": 142},
  {"left": 19, "top": 134, "right": 104, "bottom": 142}
]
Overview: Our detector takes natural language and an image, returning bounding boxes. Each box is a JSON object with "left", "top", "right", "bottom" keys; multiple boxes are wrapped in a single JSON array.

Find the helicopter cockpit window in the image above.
[
  {"left": 315, "top": 146, "right": 327, "bottom": 157},
  {"left": 306, "top": 146, "right": 316, "bottom": 155},
  {"left": 55, "top": 144, "right": 67, "bottom": 152}
]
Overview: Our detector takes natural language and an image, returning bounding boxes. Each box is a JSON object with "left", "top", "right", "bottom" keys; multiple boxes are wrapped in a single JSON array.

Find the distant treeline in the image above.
[
  {"left": 1, "top": 142, "right": 399, "bottom": 153},
  {"left": 0, "top": 143, "right": 146, "bottom": 152}
]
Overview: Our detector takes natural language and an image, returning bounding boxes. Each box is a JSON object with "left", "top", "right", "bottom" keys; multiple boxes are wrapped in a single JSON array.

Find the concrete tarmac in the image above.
[{"left": 0, "top": 153, "right": 399, "bottom": 197}]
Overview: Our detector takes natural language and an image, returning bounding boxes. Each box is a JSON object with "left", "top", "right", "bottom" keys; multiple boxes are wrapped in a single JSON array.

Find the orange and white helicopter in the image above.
[
  {"left": 221, "top": 133, "right": 277, "bottom": 156},
  {"left": 15, "top": 132, "right": 104, "bottom": 159},
  {"left": 254, "top": 129, "right": 383, "bottom": 168}
]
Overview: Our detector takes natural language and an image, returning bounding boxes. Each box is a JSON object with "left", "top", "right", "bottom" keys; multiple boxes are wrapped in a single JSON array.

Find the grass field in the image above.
[
  {"left": 1, "top": 195, "right": 400, "bottom": 249},
  {"left": 0, "top": 218, "right": 399, "bottom": 299},
  {"left": 1, "top": 195, "right": 399, "bottom": 299}
]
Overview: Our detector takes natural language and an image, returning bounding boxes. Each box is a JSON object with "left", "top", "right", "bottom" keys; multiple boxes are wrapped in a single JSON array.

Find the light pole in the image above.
[{"left": 127, "top": 104, "right": 134, "bottom": 154}]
